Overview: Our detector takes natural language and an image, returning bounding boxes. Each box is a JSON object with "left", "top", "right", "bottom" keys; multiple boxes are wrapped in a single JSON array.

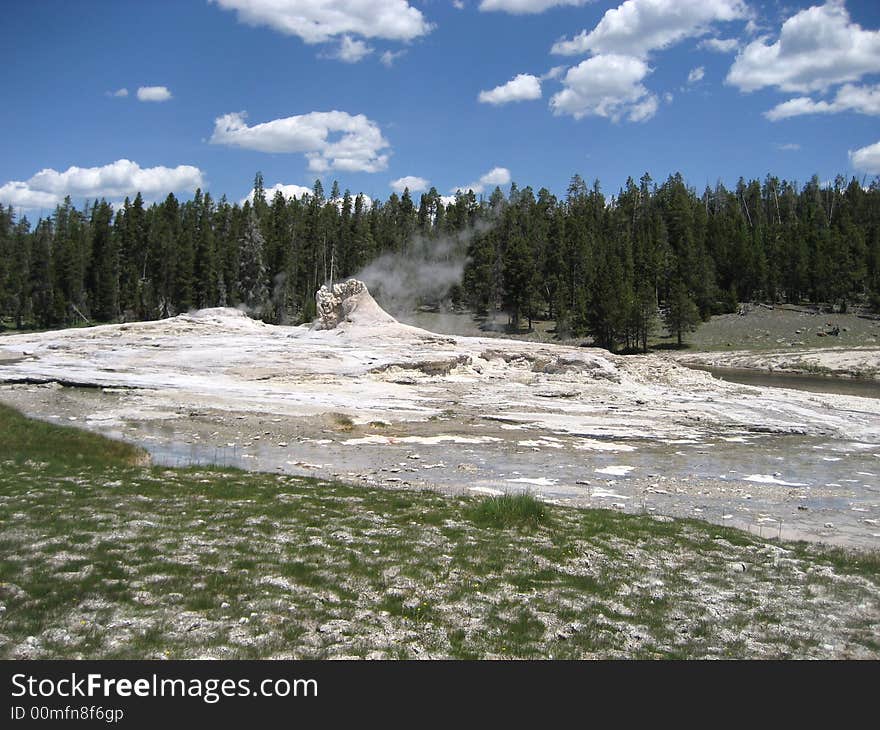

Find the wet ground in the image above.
[
  {"left": 2, "top": 382, "right": 878, "bottom": 550},
  {"left": 690, "top": 366, "right": 880, "bottom": 399}
]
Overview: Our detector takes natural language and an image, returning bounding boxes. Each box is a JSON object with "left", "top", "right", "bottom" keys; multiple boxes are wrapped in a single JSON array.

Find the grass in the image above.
[
  {"left": 466, "top": 493, "right": 549, "bottom": 530},
  {"left": 0, "top": 402, "right": 878, "bottom": 659},
  {"left": 330, "top": 413, "right": 355, "bottom": 431},
  {"left": 1, "top": 402, "right": 147, "bottom": 469}
]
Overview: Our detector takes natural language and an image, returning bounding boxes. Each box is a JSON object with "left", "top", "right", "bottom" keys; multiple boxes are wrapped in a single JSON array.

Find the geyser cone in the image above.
[{"left": 313, "top": 279, "right": 400, "bottom": 331}]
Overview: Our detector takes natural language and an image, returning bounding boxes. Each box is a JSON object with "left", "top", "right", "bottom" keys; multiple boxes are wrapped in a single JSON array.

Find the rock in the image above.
[
  {"left": 729, "top": 562, "right": 748, "bottom": 573},
  {"left": 313, "top": 279, "right": 397, "bottom": 330},
  {"left": 824, "top": 522, "right": 834, "bottom": 528},
  {"left": 221, "top": 601, "right": 230, "bottom": 609}
]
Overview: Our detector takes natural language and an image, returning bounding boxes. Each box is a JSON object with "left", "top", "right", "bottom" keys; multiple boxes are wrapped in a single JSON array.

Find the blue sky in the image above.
[{"left": 1, "top": 0, "right": 879, "bottom": 215}]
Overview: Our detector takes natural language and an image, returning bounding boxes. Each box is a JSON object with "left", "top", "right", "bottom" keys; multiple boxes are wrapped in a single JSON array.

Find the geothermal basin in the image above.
[{"left": 1, "top": 281, "right": 879, "bottom": 549}]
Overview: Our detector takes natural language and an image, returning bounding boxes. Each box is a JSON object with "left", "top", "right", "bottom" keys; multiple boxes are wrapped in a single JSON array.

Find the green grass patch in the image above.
[
  {"left": 466, "top": 493, "right": 549, "bottom": 530},
  {"left": 0, "top": 402, "right": 146, "bottom": 469}
]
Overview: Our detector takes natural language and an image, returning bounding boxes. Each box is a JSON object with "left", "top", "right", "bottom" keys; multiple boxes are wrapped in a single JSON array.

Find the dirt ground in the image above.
[{"left": 685, "top": 303, "right": 880, "bottom": 351}]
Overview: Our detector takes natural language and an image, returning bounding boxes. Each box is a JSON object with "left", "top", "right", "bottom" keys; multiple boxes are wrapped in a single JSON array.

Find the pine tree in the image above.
[
  {"left": 119, "top": 193, "right": 148, "bottom": 317},
  {"left": 501, "top": 218, "right": 533, "bottom": 330},
  {"left": 30, "top": 219, "right": 54, "bottom": 328},
  {"left": 86, "top": 200, "right": 118, "bottom": 321},
  {"left": 0, "top": 206, "right": 12, "bottom": 326},
  {"left": 238, "top": 203, "right": 268, "bottom": 314},
  {"left": 663, "top": 278, "right": 700, "bottom": 347},
  {"left": 193, "top": 191, "right": 217, "bottom": 309},
  {"left": 6, "top": 216, "right": 32, "bottom": 327}
]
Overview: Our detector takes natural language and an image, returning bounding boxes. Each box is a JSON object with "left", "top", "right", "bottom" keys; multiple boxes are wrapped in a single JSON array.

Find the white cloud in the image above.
[
  {"left": 452, "top": 166, "right": 511, "bottom": 194},
  {"left": 0, "top": 160, "right": 204, "bottom": 209},
  {"left": 727, "top": 1, "right": 880, "bottom": 93},
  {"left": 242, "top": 182, "right": 314, "bottom": 205},
  {"left": 850, "top": 140, "right": 880, "bottom": 174},
  {"left": 211, "top": 0, "right": 432, "bottom": 44},
  {"left": 777, "top": 143, "right": 801, "bottom": 151},
  {"left": 549, "top": 53, "right": 658, "bottom": 122},
  {"left": 479, "top": 0, "right": 589, "bottom": 13},
  {"left": 137, "top": 86, "right": 172, "bottom": 102},
  {"left": 541, "top": 65, "right": 566, "bottom": 81},
  {"left": 687, "top": 66, "right": 705, "bottom": 84},
  {"left": 327, "top": 35, "right": 373, "bottom": 62},
  {"left": 765, "top": 83, "right": 880, "bottom": 121},
  {"left": 243, "top": 182, "right": 372, "bottom": 208},
  {"left": 699, "top": 36, "right": 739, "bottom": 53},
  {"left": 210, "top": 110, "right": 391, "bottom": 173},
  {"left": 551, "top": 0, "right": 748, "bottom": 57},
  {"left": 108, "top": 88, "right": 128, "bottom": 98},
  {"left": 627, "top": 95, "right": 659, "bottom": 121},
  {"left": 478, "top": 74, "right": 542, "bottom": 105},
  {"left": 452, "top": 0, "right": 465, "bottom": 8},
  {"left": 380, "top": 49, "right": 406, "bottom": 67},
  {"left": 0, "top": 183, "right": 58, "bottom": 209},
  {"left": 390, "top": 175, "right": 430, "bottom": 193}
]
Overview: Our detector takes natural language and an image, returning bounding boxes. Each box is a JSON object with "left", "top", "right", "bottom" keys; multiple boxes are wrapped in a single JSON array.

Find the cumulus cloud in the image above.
[
  {"left": 241, "top": 182, "right": 315, "bottom": 205},
  {"left": 390, "top": 175, "right": 429, "bottom": 193},
  {"left": 380, "top": 49, "right": 406, "bottom": 67},
  {"left": 727, "top": 1, "right": 880, "bottom": 93},
  {"left": 551, "top": 0, "right": 748, "bottom": 57},
  {"left": 765, "top": 83, "right": 880, "bottom": 121},
  {"left": 687, "top": 66, "right": 705, "bottom": 84},
  {"left": 541, "top": 65, "right": 566, "bottom": 81},
  {"left": 137, "top": 86, "right": 172, "bottom": 102},
  {"left": 210, "top": 0, "right": 432, "bottom": 44},
  {"left": 326, "top": 35, "right": 373, "bottom": 62},
  {"left": 107, "top": 88, "right": 128, "bottom": 98},
  {"left": 0, "top": 160, "right": 204, "bottom": 209},
  {"left": 210, "top": 110, "right": 391, "bottom": 173},
  {"left": 243, "top": 182, "right": 372, "bottom": 208},
  {"left": 478, "top": 74, "right": 542, "bottom": 105},
  {"left": 479, "top": 0, "right": 589, "bottom": 13},
  {"left": 849, "top": 141, "right": 880, "bottom": 175},
  {"left": 699, "top": 36, "right": 739, "bottom": 53},
  {"left": 550, "top": 53, "right": 658, "bottom": 122},
  {"left": 452, "top": 166, "right": 511, "bottom": 194}
]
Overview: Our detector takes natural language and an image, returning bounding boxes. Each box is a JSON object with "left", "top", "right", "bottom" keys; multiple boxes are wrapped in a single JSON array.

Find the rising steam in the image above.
[{"left": 354, "top": 223, "right": 491, "bottom": 317}]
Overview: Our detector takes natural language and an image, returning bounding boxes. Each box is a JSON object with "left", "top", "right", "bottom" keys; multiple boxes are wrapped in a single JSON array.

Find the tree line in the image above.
[
  {"left": 463, "top": 172, "right": 880, "bottom": 350},
  {"left": 1, "top": 171, "right": 879, "bottom": 352}
]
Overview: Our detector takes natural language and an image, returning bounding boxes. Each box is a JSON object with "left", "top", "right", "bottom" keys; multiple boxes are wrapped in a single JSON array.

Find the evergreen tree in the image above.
[
  {"left": 663, "top": 278, "right": 700, "bottom": 347},
  {"left": 238, "top": 203, "right": 268, "bottom": 313},
  {"left": 30, "top": 219, "right": 54, "bottom": 328},
  {"left": 193, "top": 191, "right": 217, "bottom": 309},
  {"left": 501, "top": 217, "right": 533, "bottom": 330},
  {"left": 86, "top": 200, "right": 118, "bottom": 321}
]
